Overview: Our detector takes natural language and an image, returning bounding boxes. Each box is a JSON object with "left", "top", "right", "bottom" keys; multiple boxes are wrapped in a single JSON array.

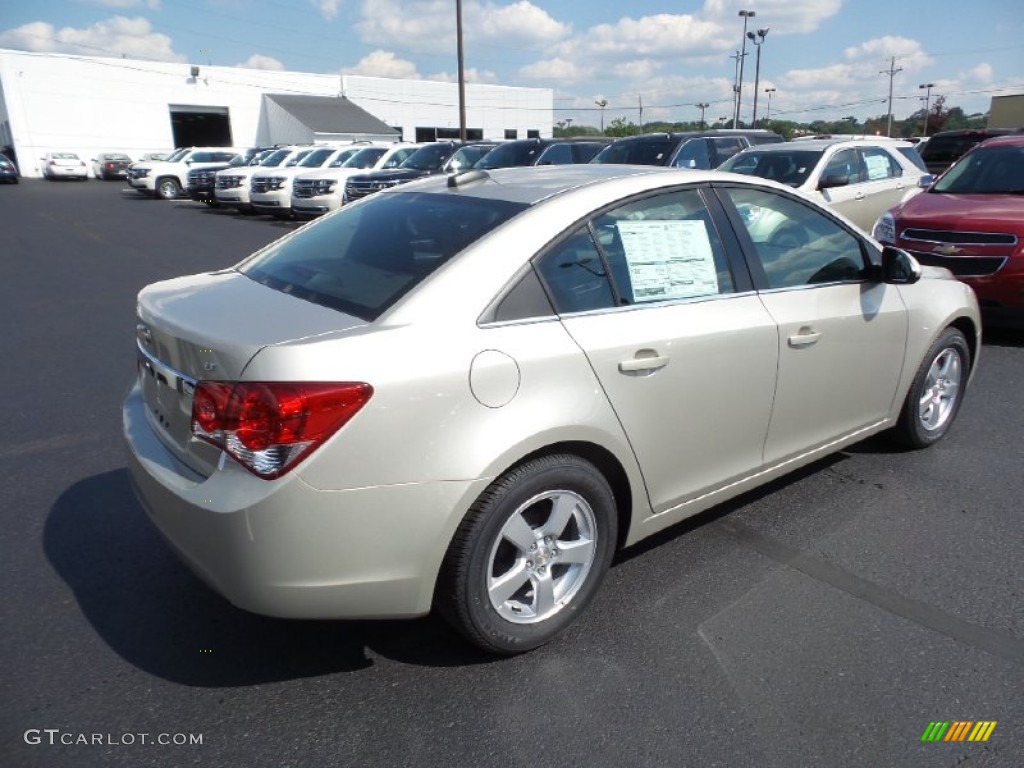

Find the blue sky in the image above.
[{"left": 1, "top": 0, "right": 1022, "bottom": 127}]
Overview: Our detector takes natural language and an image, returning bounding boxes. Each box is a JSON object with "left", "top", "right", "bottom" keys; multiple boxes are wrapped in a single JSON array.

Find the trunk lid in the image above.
[{"left": 135, "top": 270, "right": 367, "bottom": 476}]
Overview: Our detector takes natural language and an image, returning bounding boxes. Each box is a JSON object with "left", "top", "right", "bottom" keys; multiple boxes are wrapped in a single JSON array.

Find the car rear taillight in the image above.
[{"left": 191, "top": 381, "right": 373, "bottom": 479}]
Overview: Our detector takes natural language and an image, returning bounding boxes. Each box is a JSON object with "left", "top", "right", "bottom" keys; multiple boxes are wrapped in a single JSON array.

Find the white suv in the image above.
[
  {"left": 249, "top": 145, "right": 366, "bottom": 218},
  {"left": 215, "top": 146, "right": 312, "bottom": 213},
  {"left": 718, "top": 138, "right": 930, "bottom": 232},
  {"left": 291, "top": 144, "right": 423, "bottom": 218},
  {"left": 127, "top": 147, "right": 241, "bottom": 200}
]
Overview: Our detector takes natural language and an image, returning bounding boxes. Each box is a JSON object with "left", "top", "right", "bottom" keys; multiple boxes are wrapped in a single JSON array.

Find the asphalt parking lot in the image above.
[{"left": 2, "top": 178, "right": 1022, "bottom": 768}]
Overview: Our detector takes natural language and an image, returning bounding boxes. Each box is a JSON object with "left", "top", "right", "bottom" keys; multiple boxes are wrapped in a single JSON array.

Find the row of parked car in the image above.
[{"left": 118, "top": 126, "right": 1021, "bottom": 326}]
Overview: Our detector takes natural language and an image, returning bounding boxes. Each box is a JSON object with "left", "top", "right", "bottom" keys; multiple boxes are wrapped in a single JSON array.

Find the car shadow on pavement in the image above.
[
  {"left": 43, "top": 470, "right": 495, "bottom": 686},
  {"left": 982, "top": 326, "right": 1024, "bottom": 348}
]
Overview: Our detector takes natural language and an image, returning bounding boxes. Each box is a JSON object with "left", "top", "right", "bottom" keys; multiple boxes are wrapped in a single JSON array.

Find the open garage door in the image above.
[{"left": 169, "top": 104, "right": 232, "bottom": 148}]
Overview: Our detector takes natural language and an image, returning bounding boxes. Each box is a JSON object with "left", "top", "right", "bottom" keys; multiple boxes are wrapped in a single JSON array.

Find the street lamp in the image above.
[
  {"left": 919, "top": 82, "right": 935, "bottom": 136},
  {"left": 695, "top": 102, "right": 709, "bottom": 129},
  {"left": 734, "top": 10, "right": 756, "bottom": 128},
  {"left": 595, "top": 98, "right": 608, "bottom": 133},
  {"left": 764, "top": 87, "right": 776, "bottom": 124},
  {"left": 746, "top": 27, "right": 768, "bottom": 126}
]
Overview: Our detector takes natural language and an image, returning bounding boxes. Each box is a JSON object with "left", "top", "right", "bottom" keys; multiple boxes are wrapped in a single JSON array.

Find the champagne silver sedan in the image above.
[{"left": 124, "top": 165, "right": 980, "bottom": 654}]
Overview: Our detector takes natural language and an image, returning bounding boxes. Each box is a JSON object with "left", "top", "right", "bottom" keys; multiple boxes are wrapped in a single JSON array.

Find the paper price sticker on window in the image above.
[{"left": 618, "top": 220, "right": 720, "bottom": 302}]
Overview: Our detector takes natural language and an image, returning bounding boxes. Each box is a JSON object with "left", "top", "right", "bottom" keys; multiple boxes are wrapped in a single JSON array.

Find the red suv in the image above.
[{"left": 873, "top": 134, "right": 1024, "bottom": 326}]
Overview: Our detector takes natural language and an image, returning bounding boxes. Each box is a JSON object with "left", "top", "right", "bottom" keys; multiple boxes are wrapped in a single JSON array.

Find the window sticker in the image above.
[
  {"left": 617, "top": 220, "right": 720, "bottom": 302},
  {"left": 864, "top": 153, "right": 891, "bottom": 180}
]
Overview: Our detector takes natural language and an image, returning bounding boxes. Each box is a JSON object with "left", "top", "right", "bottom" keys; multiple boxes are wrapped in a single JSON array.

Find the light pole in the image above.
[
  {"left": 919, "top": 82, "right": 935, "bottom": 136},
  {"left": 764, "top": 87, "right": 776, "bottom": 124},
  {"left": 695, "top": 102, "right": 709, "bottom": 129},
  {"left": 747, "top": 27, "right": 768, "bottom": 127},
  {"left": 595, "top": 98, "right": 608, "bottom": 133},
  {"left": 734, "top": 9, "right": 756, "bottom": 128}
]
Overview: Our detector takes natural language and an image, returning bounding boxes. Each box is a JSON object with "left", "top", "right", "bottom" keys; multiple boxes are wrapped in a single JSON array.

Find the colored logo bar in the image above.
[{"left": 921, "top": 721, "right": 997, "bottom": 742}]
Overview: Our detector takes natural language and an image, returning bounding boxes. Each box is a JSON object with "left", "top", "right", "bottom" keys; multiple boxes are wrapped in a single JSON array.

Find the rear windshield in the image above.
[
  {"left": 590, "top": 138, "right": 678, "bottom": 166},
  {"left": 920, "top": 135, "right": 990, "bottom": 165},
  {"left": 718, "top": 149, "right": 824, "bottom": 186},
  {"left": 238, "top": 191, "right": 528, "bottom": 320},
  {"left": 475, "top": 142, "right": 545, "bottom": 169}
]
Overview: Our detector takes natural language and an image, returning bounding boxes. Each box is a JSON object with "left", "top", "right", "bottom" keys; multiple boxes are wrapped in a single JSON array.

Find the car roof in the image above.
[
  {"left": 742, "top": 138, "right": 913, "bottom": 151},
  {"left": 973, "top": 134, "right": 1024, "bottom": 149},
  {"left": 927, "top": 128, "right": 1020, "bottom": 139},
  {"left": 401, "top": 164, "right": 744, "bottom": 206}
]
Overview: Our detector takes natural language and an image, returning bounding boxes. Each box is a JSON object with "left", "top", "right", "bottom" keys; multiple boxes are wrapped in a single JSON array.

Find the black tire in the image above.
[
  {"left": 437, "top": 454, "right": 617, "bottom": 655},
  {"left": 156, "top": 176, "right": 181, "bottom": 200},
  {"left": 891, "top": 327, "right": 970, "bottom": 448}
]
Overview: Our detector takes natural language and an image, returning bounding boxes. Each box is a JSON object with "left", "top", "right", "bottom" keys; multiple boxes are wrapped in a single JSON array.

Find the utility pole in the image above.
[
  {"left": 638, "top": 94, "right": 644, "bottom": 133},
  {"left": 880, "top": 56, "right": 902, "bottom": 137},
  {"left": 747, "top": 28, "right": 768, "bottom": 127},
  {"left": 456, "top": 0, "right": 467, "bottom": 141},
  {"left": 919, "top": 82, "right": 935, "bottom": 136},
  {"left": 730, "top": 51, "right": 743, "bottom": 128},
  {"left": 735, "top": 10, "right": 756, "bottom": 128},
  {"left": 595, "top": 98, "right": 608, "bottom": 133},
  {"left": 695, "top": 102, "right": 709, "bottom": 129}
]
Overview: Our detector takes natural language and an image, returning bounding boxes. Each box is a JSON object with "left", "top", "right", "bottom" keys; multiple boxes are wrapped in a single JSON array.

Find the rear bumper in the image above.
[{"left": 122, "top": 382, "right": 480, "bottom": 619}]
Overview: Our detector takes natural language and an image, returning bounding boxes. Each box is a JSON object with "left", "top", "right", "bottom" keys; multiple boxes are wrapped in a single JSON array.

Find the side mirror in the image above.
[
  {"left": 818, "top": 173, "right": 850, "bottom": 190},
  {"left": 880, "top": 246, "right": 921, "bottom": 284},
  {"left": 917, "top": 174, "right": 935, "bottom": 188}
]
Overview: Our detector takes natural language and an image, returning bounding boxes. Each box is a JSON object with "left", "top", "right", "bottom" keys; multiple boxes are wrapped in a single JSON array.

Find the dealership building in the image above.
[{"left": 0, "top": 48, "right": 553, "bottom": 177}]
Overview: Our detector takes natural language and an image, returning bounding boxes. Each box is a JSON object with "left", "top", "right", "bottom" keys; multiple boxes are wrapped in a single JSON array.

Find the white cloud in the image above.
[
  {"left": 701, "top": 0, "right": 844, "bottom": 35},
  {"left": 0, "top": 16, "right": 184, "bottom": 62},
  {"left": 427, "top": 67, "right": 499, "bottom": 84},
  {"left": 963, "top": 62, "right": 993, "bottom": 83},
  {"left": 341, "top": 50, "right": 420, "bottom": 79},
  {"left": 519, "top": 58, "right": 590, "bottom": 84},
  {"left": 311, "top": 0, "right": 341, "bottom": 21},
  {"left": 356, "top": 0, "right": 569, "bottom": 55},
  {"left": 236, "top": 54, "right": 285, "bottom": 70},
  {"left": 553, "top": 14, "right": 725, "bottom": 62},
  {"left": 82, "top": 0, "right": 162, "bottom": 9},
  {"left": 843, "top": 36, "right": 932, "bottom": 71},
  {"left": 613, "top": 59, "right": 659, "bottom": 81}
]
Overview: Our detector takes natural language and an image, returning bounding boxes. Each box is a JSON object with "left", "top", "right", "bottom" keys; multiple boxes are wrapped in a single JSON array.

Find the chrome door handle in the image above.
[
  {"left": 788, "top": 329, "right": 822, "bottom": 347},
  {"left": 618, "top": 353, "right": 669, "bottom": 373},
  {"left": 854, "top": 191, "right": 866, "bottom": 200}
]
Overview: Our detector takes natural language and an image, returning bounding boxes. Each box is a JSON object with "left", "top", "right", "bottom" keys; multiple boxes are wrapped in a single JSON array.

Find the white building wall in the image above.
[{"left": 0, "top": 49, "right": 552, "bottom": 177}]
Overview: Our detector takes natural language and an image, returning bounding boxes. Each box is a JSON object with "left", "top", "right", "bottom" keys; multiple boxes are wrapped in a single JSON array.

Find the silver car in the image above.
[{"left": 124, "top": 166, "right": 980, "bottom": 654}]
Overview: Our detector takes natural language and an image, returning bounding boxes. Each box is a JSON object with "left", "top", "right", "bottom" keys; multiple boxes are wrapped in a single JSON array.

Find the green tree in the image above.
[{"left": 605, "top": 117, "right": 640, "bottom": 137}]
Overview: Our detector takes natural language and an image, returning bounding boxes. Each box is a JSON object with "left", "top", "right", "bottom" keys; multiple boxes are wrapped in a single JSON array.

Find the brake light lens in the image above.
[{"left": 191, "top": 381, "right": 373, "bottom": 479}]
